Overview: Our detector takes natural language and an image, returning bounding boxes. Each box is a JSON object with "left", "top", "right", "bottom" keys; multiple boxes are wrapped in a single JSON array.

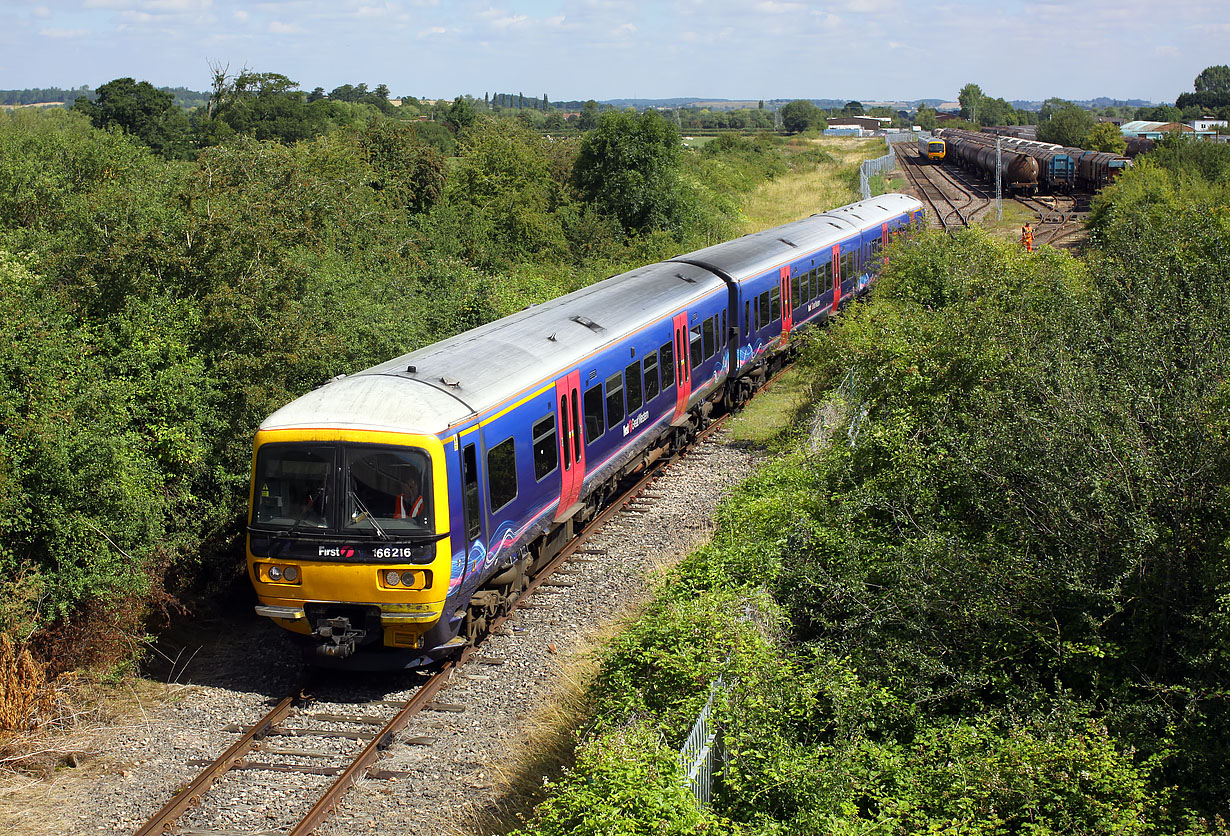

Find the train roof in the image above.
[
  {"left": 259, "top": 261, "right": 724, "bottom": 437},
  {"left": 672, "top": 194, "right": 920, "bottom": 282}
]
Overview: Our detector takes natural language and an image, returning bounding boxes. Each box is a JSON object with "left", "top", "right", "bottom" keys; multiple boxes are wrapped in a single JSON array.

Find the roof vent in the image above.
[
  {"left": 547, "top": 332, "right": 557, "bottom": 342},
  {"left": 440, "top": 376, "right": 460, "bottom": 388},
  {"left": 676, "top": 272, "right": 697, "bottom": 283},
  {"left": 570, "top": 315, "right": 603, "bottom": 332},
  {"left": 405, "top": 365, "right": 416, "bottom": 374},
  {"left": 777, "top": 237, "right": 798, "bottom": 247}
]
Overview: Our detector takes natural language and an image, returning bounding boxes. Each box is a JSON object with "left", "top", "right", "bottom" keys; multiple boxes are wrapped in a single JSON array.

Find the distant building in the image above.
[
  {"left": 1191, "top": 118, "right": 1228, "bottom": 131},
  {"left": 827, "top": 116, "right": 885, "bottom": 131},
  {"left": 1120, "top": 120, "right": 1193, "bottom": 139}
]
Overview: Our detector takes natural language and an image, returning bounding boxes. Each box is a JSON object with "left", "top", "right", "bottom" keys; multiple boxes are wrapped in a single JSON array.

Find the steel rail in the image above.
[
  {"left": 132, "top": 695, "right": 298, "bottom": 836},
  {"left": 287, "top": 666, "right": 453, "bottom": 835}
]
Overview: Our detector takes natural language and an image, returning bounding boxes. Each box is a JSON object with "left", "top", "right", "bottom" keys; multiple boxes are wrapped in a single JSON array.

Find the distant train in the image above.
[
  {"left": 246, "top": 194, "right": 925, "bottom": 669},
  {"left": 918, "top": 135, "right": 946, "bottom": 162},
  {"left": 936, "top": 128, "right": 1131, "bottom": 194}
]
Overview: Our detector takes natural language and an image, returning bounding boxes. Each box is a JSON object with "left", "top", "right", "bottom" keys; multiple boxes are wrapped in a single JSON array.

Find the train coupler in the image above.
[{"left": 312, "top": 617, "right": 366, "bottom": 659}]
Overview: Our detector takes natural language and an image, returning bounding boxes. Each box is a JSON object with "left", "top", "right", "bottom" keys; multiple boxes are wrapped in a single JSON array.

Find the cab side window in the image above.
[{"left": 487, "top": 436, "right": 518, "bottom": 512}]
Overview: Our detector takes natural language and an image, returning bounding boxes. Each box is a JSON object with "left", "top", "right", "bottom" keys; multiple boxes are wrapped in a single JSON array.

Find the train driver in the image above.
[{"left": 393, "top": 472, "right": 424, "bottom": 520}]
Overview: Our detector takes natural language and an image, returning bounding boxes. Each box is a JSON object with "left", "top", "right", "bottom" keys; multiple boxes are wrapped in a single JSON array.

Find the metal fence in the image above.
[
  {"left": 679, "top": 675, "right": 727, "bottom": 807},
  {"left": 859, "top": 144, "right": 897, "bottom": 200}
]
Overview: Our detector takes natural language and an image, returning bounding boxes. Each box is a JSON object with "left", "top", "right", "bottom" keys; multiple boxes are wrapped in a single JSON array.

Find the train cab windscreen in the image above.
[{"left": 252, "top": 443, "right": 434, "bottom": 538}]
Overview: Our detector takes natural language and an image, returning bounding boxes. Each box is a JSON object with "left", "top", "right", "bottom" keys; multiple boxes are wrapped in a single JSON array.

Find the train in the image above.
[
  {"left": 936, "top": 127, "right": 1130, "bottom": 194},
  {"left": 246, "top": 194, "right": 926, "bottom": 669},
  {"left": 918, "top": 135, "right": 946, "bottom": 162}
]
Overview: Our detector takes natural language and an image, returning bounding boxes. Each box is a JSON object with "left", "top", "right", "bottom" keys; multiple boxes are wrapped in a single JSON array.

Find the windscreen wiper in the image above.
[{"left": 347, "top": 491, "right": 390, "bottom": 540}]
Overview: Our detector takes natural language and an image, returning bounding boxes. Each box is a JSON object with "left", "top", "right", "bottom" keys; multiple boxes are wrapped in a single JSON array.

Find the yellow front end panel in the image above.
[{"left": 247, "top": 428, "right": 453, "bottom": 646}]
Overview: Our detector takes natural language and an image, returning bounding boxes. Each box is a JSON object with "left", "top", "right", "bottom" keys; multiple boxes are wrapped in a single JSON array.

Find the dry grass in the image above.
[
  {"left": 741, "top": 136, "right": 888, "bottom": 233},
  {"left": 457, "top": 619, "right": 620, "bottom": 835}
]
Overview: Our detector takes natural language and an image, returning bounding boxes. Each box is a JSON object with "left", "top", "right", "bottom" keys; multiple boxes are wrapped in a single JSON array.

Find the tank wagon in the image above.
[
  {"left": 247, "top": 195, "right": 925, "bottom": 669},
  {"left": 918, "top": 135, "right": 946, "bottom": 162},
  {"left": 944, "top": 128, "right": 1131, "bottom": 193},
  {"left": 938, "top": 128, "right": 1040, "bottom": 194}
]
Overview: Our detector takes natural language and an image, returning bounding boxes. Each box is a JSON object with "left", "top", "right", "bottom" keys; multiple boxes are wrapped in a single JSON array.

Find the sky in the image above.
[{"left": 1, "top": 0, "right": 1226, "bottom": 105}]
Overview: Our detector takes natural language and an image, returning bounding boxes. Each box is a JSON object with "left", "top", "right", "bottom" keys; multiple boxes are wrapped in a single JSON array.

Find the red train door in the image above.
[
  {"left": 554, "top": 371, "right": 584, "bottom": 521},
  {"left": 830, "top": 244, "right": 842, "bottom": 313},
  {"left": 881, "top": 222, "right": 889, "bottom": 248},
  {"left": 672, "top": 311, "right": 691, "bottom": 422},
  {"left": 779, "top": 266, "right": 793, "bottom": 342}
]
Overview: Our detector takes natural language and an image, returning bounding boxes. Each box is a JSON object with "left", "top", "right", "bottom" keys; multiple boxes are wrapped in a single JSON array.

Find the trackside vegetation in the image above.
[
  {"left": 511, "top": 138, "right": 1230, "bottom": 835},
  {"left": 0, "top": 104, "right": 873, "bottom": 707}
]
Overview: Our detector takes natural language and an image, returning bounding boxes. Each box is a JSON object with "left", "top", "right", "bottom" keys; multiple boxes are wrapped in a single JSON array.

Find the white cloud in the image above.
[
  {"left": 233, "top": 9, "right": 249, "bottom": 21},
  {"left": 269, "top": 19, "right": 304, "bottom": 33}
]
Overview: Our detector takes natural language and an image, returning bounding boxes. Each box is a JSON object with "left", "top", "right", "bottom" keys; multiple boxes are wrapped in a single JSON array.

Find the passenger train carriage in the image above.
[{"left": 247, "top": 194, "right": 924, "bottom": 668}]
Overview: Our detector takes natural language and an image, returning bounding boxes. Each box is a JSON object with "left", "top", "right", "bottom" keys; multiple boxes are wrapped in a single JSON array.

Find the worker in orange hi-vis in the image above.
[
  {"left": 393, "top": 478, "right": 423, "bottom": 519},
  {"left": 1021, "top": 221, "right": 1034, "bottom": 252}
]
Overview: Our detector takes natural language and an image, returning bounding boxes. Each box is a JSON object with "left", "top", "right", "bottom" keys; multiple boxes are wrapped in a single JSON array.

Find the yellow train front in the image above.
[
  {"left": 247, "top": 422, "right": 458, "bottom": 668},
  {"left": 918, "top": 135, "right": 946, "bottom": 162}
]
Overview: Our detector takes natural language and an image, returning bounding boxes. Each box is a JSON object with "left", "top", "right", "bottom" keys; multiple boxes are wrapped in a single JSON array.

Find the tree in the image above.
[
  {"left": 843, "top": 100, "right": 864, "bottom": 116},
  {"left": 915, "top": 105, "right": 938, "bottom": 131},
  {"left": 572, "top": 109, "right": 682, "bottom": 233},
  {"left": 445, "top": 96, "right": 477, "bottom": 133},
  {"left": 1037, "top": 100, "right": 1095, "bottom": 146},
  {"left": 577, "top": 100, "right": 600, "bottom": 131},
  {"left": 1086, "top": 122, "right": 1127, "bottom": 154},
  {"left": 958, "top": 83, "right": 984, "bottom": 123},
  {"left": 780, "top": 99, "right": 824, "bottom": 133},
  {"left": 1177, "top": 65, "right": 1230, "bottom": 112},
  {"left": 71, "top": 77, "right": 187, "bottom": 158},
  {"left": 1195, "top": 64, "right": 1230, "bottom": 95}
]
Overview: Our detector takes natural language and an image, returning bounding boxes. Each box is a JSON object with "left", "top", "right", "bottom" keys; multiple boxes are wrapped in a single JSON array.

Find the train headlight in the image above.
[
  {"left": 282, "top": 565, "right": 299, "bottom": 583},
  {"left": 400, "top": 571, "right": 416, "bottom": 587},
  {"left": 268, "top": 565, "right": 283, "bottom": 581},
  {"left": 384, "top": 570, "right": 401, "bottom": 586}
]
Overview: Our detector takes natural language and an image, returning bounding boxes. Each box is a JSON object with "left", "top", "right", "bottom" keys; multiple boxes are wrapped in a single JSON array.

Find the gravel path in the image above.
[{"left": 0, "top": 429, "right": 760, "bottom": 836}]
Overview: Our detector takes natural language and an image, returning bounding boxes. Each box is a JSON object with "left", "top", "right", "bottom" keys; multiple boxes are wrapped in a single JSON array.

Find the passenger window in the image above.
[
  {"left": 744, "top": 300, "right": 750, "bottom": 336},
  {"left": 721, "top": 310, "right": 727, "bottom": 345},
  {"left": 606, "top": 372, "right": 625, "bottom": 427},
  {"left": 825, "top": 261, "right": 833, "bottom": 293},
  {"left": 644, "top": 351, "right": 660, "bottom": 401},
  {"left": 487, "top": 436, "right": 518, "bottom": 513},
  {"left": 690, "top": 324, "right": 703, "bottom": 371},
  {"left": 759, "top": 290, "right": 770, "bottom": 328},
  {"left": 625, "top": 359, "right": 643, "bottom": 413},
  {"left": 660, "top": 340, "right": 674, "bottom": 390},
  {"left": 584, "top": 385, "right": 605, "bottom": 442},
  {"left": 702, "top": 316, "right": 715, "bottom": 360},
  {"left": 792, "top": 275, "right": 801, "bottom": 309},
  {"left": 462, "top": 443, "right": 481, "bottom": 540},
  {"left": 770, "top": 286, "right": 781, "bottom": 322},
  {"left": 534, "top": 415, "right": 558, "bottom": 480}
]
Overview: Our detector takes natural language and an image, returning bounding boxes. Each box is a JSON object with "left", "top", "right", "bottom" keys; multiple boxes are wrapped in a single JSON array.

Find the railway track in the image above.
[
  {"left": 896, "top": 144, "right": 982, "bottom": 231},
  {"left": 1017, "top": 192, "right": 1089, "bottom": 248},
  {"left": 130, "top": 395, "right": 754, "bottom": 836}
]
